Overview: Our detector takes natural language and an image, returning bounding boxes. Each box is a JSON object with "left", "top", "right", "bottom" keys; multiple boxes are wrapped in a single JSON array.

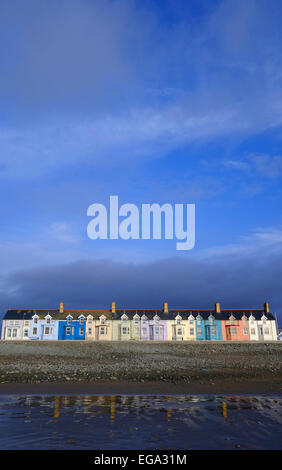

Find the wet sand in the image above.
[{"left": 0, "top": 378, "right": 281, "bottom": 395}]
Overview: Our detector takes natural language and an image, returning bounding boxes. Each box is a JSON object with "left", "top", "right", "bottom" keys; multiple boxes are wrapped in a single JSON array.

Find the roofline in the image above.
[{"left": 5, "top": 307, "right": 266, "bottom": 312}]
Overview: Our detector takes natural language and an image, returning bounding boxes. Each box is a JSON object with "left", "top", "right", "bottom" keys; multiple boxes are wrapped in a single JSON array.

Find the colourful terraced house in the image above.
[
  {"left": 29, "top": 311, "right": 59, "bottom": 340},
  {"left": 0, "top": 301, "right": 279, "bottom": 341},
  {"left": 58, "top": 314, "right": 86, "bottom": 340},
  {"left": 85, "top": 310, "right": 113, "bottom": 341}
]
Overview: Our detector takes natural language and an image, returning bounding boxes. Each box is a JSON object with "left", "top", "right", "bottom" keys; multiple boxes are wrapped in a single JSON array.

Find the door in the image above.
[
  {"left": 226, "top": 326, "right": 231, "bottom": 340},
  {"left": 258, "top": 326, "right": 264, "bottom": 340},
  {"left": 205, "top": 326, "right": 211, "bottom": 340}
]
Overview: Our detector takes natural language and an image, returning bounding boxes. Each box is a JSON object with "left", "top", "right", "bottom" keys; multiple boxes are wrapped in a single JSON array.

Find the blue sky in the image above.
[{"left": 0, "top": 0, "right": 282, "bottom": 324}]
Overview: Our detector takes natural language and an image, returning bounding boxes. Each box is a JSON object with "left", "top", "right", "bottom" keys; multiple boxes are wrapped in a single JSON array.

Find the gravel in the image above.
[{"left": 0, "top": 340, "right": 281, "bottom": 384}]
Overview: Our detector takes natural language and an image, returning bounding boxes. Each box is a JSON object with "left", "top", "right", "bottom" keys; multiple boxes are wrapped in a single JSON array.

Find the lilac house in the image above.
[{"left": 140, "top": 313, "right": 167, "bottom": 340}]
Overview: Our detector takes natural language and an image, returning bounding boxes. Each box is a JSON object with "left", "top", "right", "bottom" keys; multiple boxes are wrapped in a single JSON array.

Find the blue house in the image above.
[
  {"left": 195, "top": 313, "right": 223, "bottom": 340},
  {"left": 58, "top": 314, "right": 86, "bottom": 340}
]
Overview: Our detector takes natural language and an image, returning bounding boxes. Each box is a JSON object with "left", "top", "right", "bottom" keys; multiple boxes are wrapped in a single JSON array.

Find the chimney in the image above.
[
  {"left": 264, "top": 302, "right": 269, "bottom": 314},
  {"left": 215, "top": 302, "right": 221, "bottom": 313},
  {"left": 111, "top": 301, "right": 116, "bottom": 314},
  {"left": 163, "top": 301, "right": 168, "bottom": 313},
  {"left": 59, "top": 302, "right": 64, "bottom": 313}
]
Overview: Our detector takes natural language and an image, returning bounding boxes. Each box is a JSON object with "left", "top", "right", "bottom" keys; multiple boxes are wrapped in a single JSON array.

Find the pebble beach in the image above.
[{"left": 0, "top": 340, "right": 281, "bottom": 394}]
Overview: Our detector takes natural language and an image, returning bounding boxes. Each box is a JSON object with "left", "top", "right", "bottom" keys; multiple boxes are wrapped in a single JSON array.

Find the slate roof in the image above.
[
  {"left": 3, "top": 307, "right": 275, "bottom": 321},
  {"left": 3, "top": 309, "right": 112, "bottom": 321}
]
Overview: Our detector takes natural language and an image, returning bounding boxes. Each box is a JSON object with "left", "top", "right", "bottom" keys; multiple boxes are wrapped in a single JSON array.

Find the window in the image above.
[
  {"left": 66, "top": 327, "right": 71, "bottom": 335},
  {"left": 24, "top": 329, "right": 28, "bottom": 337},
  {"left": 142, "top": 328, "right": 146, "bottom": 335},
  {"left": 155, "top": 327, "right": 159, "bottom": 335},
  {"left": 88, "top": 328, "right": 92, "bottom": 335},
  {"left": 33, "top": 328, "right": 37, "bottom": 335},
  {"left": 231, "top": 327, "right": 237, "bottom": 335},
  {"left": 79, "top": 318, "right": 84, "bottom": 325},
  {"left": 210, "top": 327, "right": 216, "bottom": 335},
  {"left": 88, "top": 320, "right": 92, "bottom": 324},
  {"left": 67, "top": 318, "right": 71, "bottom": 325},
  {"left": 189, "top": 320, "right": 194, "bottom": 325},
  {"left": 251, "top": 328, "right": 255, "bottom": 335},
  {"left": 177, "top": 328, "right": 182, "bottom": 335},
  {"left": 45, "top": 327, "right": 50, "bottom": 335},
  {"left": 264, "top": 328, "right": 270, "bottom": 335},
  {"left": 243, "top": 328, "right": 248, "bottom": 335},
  {"left": 34, "top": 318, "right": 38, "bottom": 324},
  {"left": 177, "top": 319, "right": 181, "bottom": 325},
  {"left": 79, "top": 328, "right": 84, "bottom": 336},
  {"left": 7, "top": 329, "right": 11, "bottom": 338},
  {"left": 122, "top": 327, "right": 127, "bottom": 334},
  {"left": 100, "top": 327, "right": 105, "bottom": 335},
  {"left": 197, "top": 328, "right": 202, "bottom": 335},
  {"left": 190, "top": 328, "right": 194, "bottom": 335},
  {"left": 134, "top": 318, "right": 139, "bottom": 324},
  {"left": 134, "top": 327, "right": 139, "bottom": 334},
  {"left": 24, "top": 321, "right": 29, "bottom": 326},
  {"left": 46, "top": 318, "right": 51, "bottom": 324},
  {"left": 243, "top": 319, "right": 246, "bottom": 324}
]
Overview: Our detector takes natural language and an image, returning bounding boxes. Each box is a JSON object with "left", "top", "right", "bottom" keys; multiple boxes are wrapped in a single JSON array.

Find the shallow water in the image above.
[{"left": 0, "top": 394, "right": 281, "bottom": 449}]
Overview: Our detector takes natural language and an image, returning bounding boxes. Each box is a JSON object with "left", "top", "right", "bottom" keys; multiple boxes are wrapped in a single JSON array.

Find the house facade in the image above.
[
  {"left": 58, "top": 314, "right": 86, "bottom": 340},
  {"left": 85, "top": 312, "right": 113, "bottom": 341},
  {"left": 167, "top": 312, "right": 196, "bottom": 341},
  {"left": 29, "top": 313, "right": 59, "bottom": 340}
]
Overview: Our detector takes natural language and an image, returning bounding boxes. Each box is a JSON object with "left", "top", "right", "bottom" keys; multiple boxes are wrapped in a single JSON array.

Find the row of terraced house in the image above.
[{"left": 1, "top": 301, "right": 278, "bottom": 341}]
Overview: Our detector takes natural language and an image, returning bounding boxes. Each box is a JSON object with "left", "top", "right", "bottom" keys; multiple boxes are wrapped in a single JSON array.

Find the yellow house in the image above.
[
  {"left": 83, "top": 310, "right": 113, "bottom": 341},
  {"left": 167, "top": 311, "right": 197, "bottom": 341}
]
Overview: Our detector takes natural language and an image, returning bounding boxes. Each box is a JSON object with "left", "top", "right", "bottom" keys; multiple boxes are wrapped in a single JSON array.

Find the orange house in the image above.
[{"left": 221, "top": 314, "right": 250, "bottom": 341}]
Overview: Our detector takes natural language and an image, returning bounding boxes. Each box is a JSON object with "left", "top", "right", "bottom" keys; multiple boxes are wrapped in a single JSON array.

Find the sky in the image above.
[{"left": 0, "top": 0, "right": 282, "bottom": 325}]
